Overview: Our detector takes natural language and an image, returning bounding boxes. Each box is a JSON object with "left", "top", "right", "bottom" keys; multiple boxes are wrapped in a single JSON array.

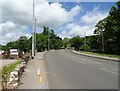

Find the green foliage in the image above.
[
  {"left": 1, "top": 1, "right": 119, "bottom": 55},
  {"left": 1, "top": 26, "right": 63, "bottom": 52},
  {"left": 94, "top": 1, "right": 120, "bottom": 54},
  {"left": 63, "top": 38, "right": 70, "bottom": 48},
  {"left": 36, "top": 27, "right": 63, "bottom": 51},
  {"left": 70, "top": 36, "right": 83, "bottom": 51},
  {"left": 18, "top": 36, "right": 28, "bottom": 52},
  {"left": 2, "top": 60, "right": 21, "bottom": 76}
]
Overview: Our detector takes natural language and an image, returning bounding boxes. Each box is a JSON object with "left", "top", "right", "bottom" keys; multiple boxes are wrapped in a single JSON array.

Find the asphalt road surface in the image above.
[
  {"left": 0, "top": 59, "right": 17, "bottom": 68},
  {"left": 44, "top": 49, "right": 118, "bottom": 89}
]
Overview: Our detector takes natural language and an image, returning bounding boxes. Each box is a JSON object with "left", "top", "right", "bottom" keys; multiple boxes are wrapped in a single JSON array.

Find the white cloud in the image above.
[
  {"left": 1, "top": 0, "right": 81, "bottom": 44},
  {"left": 58, "top": 6, "right": 108, "bottom": 38},
  {"left": 1, "top": 0, "right": 109, "bottom": 44},
  {"left": 0, "top": 21, "right": 30, "bottom": 44},
  {"left": 58, "top": 30, "right": 71, "bottom": 39},
  {"left": 2, "top": 0, "right": 81, "bottom": 27},
  {"left": 81, "top": 7, "right": 107, "bottom": 25}
]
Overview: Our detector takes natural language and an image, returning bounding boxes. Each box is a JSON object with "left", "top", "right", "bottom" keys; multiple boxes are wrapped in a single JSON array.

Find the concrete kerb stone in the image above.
[{"left": 71, "top": 50, "right": 119, "bottom": 62}]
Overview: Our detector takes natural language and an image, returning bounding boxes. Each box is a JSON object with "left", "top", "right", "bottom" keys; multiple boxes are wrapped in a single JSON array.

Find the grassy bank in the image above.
[
  {"left": 80, "top": 51, "right": 120, "bottom": 58},
  {"left": 1, "top": 59, "right": 21, "bottom": 77}
]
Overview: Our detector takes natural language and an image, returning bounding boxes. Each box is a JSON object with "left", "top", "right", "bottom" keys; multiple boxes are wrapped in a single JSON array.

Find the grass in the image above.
[
  {"left": 0, "top": 59, "right": 21, "bottom": 89},
  {"left": 80, "top": 51, "right": 120, "bottom": 58},
  {"left": 1, "top": 59, "right": 21, "bottom": 77}
]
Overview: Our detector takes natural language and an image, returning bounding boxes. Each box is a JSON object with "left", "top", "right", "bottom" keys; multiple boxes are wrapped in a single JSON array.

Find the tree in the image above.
[
  {"left": 70, "top": 36, "right": 83, "bottom": 51},
  {"left": 94, "top": 1, "right": 120, "bottom": 54},
  {"left": 36, "top": 33, "right": 48, "bottom": 51},
  {"left": 63, "top": 38, "right": 70, "bottom": 48},
  {"left": 18, "top": 36, "right": 28, "bottom": 52}
]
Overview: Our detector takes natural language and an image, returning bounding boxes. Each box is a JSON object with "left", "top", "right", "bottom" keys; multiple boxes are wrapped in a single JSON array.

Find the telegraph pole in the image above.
[
  {"left": 101, "top": 30, "right": 104, "bottom": 53},
  {"left": 84, "top": 32, "right": 86, "bottom": 51},
  {"left": 47, "top": 27, "right": 50, "bottom": 51},
  {"left": 34, "top": 18, "right": 36, "bottom": 56},
  {"left": 32, "top": 1, "right": 35, "bottom": 59}
]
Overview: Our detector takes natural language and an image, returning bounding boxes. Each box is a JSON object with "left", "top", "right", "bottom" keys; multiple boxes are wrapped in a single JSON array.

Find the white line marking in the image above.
[
  {"left": 82, "top": 59, "right": 87, "bottom": 61},
  {"left": 52, "top": 73, "right": 56, "bottom": 76},
  {"left": 82, "top": 59, "right": 101, "bottom": 64},
  {"left": 88, "top": 60, "right": 102, "bottom": 64},
  {"left": 99, "top": 68, "right": 118, "bottom": 75},
  {"left": 74, "top": 60, "right": 86, "bottom": 64}
]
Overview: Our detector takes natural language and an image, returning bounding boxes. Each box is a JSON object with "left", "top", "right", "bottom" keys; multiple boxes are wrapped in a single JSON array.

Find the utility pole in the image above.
[
  {"left": 32, "top": 1, "right": 35, "bottom": 59},
  {"left": 47, "top": 27, "right": 50, "bottom": 51},
  {"left": 34, "top": 18, "right": 36, "bottom": 56},
  {"left": 84, "top": 32, "right": 86, "bottom": 51},
  {"left": 101, "top": 30, "right": 104, "bottom": 53}
]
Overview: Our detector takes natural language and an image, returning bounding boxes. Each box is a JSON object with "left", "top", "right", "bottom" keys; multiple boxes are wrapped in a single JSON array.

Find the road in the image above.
[
  {"left": 0, "top": 59, "right": 17, "bottom": 68},
  {"left": 44, "top": 49, "right": 118, "bottom": 89}
]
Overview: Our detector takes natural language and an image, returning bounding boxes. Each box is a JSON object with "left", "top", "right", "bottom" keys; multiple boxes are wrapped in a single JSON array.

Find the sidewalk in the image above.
[
  {"left": 71, "top": 50, "right": 119, "bottom": 62},
  {"left": 18, "top": 52, "right": 49, "bottom": 89}
]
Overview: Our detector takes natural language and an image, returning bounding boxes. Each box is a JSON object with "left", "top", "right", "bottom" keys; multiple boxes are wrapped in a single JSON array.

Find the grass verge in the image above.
[
  {"left": 0, "top": 59, "right": 21, "bottom": 79},
  {"left": 80, "top": 51, "right": 120, "bottom": 58}
]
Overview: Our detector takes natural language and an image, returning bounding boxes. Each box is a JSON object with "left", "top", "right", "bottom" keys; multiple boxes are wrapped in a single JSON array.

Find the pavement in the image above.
[
  {"left": 18, "top": 52, "right": 49, "bottom": 89},
  {"left": 44, "top": 49, "right": 118, "bottom": 89},
  {"left": 71, "top": 50, "right": 119, "bottom": 62}
]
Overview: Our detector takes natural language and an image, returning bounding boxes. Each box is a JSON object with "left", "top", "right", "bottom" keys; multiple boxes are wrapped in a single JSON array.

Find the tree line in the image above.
[
  {"left": 63, "top": 1, "right": 120, "bottom": 55},
  {"left": 1, "top": 1, "right": 119, "bottom": 55},
  {"left": 1, "top": 26, "right": 63, "bottom": 53}
]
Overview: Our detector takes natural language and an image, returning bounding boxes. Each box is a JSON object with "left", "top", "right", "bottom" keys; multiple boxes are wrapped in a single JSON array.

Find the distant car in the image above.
[
  {"left": 9, "top": 49, "right": 19, "bottom": 59},
  {"left": 0, "top": 50, "right": 4, "bottom": 59}
]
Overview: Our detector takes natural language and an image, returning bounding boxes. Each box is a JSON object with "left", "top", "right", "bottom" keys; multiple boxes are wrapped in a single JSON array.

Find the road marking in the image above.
[
  {"left": 80, "top": 59, "right": 101, "bottom": 64},
  {"left": 52, "top": 73, "right": 56, "bottom": 76},
  {"left": 88, "top": 60, "right": 101, "bottom": 64},
  {"left": 39, "top": 72, "right": 42, "bottom": 82},
  {"left": 74, "top": 60, "right": 86, "bottom": 64},
  {"left": 114, "top": 69, "right": 118, "bottom": 71},
  {"left": 46, "top": 71, "right": 50, "bottom": 74},
  {"left": 35, "top": 61, "right": 38, "bottom": 68},
  {"left": 99, "top": 68, "right": 118, "bottom": 75},
  {"left": 37, "top": 68, "right": 40, "bottom": 76},
  {"left": 82, "top": 59, "right": 87, "bottom": 61}
]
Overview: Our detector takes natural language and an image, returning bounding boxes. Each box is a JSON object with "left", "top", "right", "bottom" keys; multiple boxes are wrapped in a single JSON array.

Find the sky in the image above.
[{"left": 0, "top": 0, "right": 116, "bottom": 45}]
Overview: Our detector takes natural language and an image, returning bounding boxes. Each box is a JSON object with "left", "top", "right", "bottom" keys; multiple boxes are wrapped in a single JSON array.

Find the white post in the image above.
[{"left": 32, "top": 1, "right": 35, "bottom": 59}]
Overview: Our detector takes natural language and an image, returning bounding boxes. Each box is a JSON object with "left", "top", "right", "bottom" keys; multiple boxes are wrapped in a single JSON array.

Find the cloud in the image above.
[
  {"left": 81, "top": 6, "right": 108, "bottom": 25},
  {"left": 0, "top": 21, "right": 30, "bottom": 45},
  {"left": 58, "top": 30, "right": 71, "bottom": 39},
  {"left": 58, "top": 6, "right": 108, "bottom": 38},
  {"left": 2, "top": 0, "right": 81, "bottom": 27},
  {"left": 1, "top": 0, "right": 81, "bottom": 44}
]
